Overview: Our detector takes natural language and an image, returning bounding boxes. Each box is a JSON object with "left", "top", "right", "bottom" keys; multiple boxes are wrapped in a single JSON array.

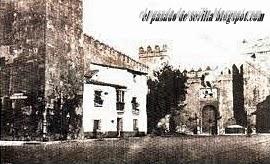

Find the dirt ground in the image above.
[{"left": 1, "top": 135, "right": 270, "bottom": 163}]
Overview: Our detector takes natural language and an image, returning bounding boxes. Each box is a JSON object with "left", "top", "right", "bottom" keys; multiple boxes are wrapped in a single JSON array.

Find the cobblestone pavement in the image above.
[{"left": 1, "top": 135, "right": 270, "bottom": 163}]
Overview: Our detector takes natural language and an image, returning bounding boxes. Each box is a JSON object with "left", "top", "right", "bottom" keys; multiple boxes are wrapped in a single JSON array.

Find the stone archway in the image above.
[{"left": 202, "top": 105, "right": 218, "bottom": 135}]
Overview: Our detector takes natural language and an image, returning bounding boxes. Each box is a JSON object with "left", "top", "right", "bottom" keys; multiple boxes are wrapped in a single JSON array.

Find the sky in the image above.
[{"left": 83, "top": 0, "right": 270, "bottom": 69}]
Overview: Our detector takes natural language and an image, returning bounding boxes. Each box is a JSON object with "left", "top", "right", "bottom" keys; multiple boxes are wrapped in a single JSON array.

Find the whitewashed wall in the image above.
[
  {"left": 83, "top": 85, "right": 117, "bottom": 132},
  {"left": 83, "top": 64, "right": 148, "bottom": 134}
]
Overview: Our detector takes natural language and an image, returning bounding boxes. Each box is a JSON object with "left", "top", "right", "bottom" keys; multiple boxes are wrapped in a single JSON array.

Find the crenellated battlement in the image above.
[
  {"left": 84, "top": 34, "right": 149, "bottom": 73},
  {"left": 186, "top": 66, "right": 213, "bottom": 78},
  {"left": 185, "top": 65, "right": 236, "bottom": 89},
  {"left": 139, "top": 44, "right": 168, "bottom": 58},
  {"left": 138, "top": 44, "right": 169, "bottom": 72},
  {"left": 185, "top": 64, "right": 243, "bottom": 79}
]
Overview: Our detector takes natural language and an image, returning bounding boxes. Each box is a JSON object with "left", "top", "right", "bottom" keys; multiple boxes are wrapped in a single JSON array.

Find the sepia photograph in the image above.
[{"left": 1, "top": 0, "right": 270, "bottom": 163}]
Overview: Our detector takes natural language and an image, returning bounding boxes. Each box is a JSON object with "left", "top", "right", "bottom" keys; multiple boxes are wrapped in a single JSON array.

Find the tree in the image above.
[{"left": 147, "top": 64, "right": 188, "bottom": 133}]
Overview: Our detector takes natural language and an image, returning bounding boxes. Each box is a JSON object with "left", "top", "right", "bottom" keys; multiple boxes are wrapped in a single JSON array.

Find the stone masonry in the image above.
[{"left": 0, "top": 0, "right": 84, "bottom": 140}]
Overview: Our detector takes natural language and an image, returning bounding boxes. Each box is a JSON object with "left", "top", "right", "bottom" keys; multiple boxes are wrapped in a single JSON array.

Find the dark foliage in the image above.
[
  {"left": 47, "top": 96, "right": 83, "bottom": 140},
  {"left": 232, "top": 64, "right": 247, "bottom": 127},
  {"left": 147, "top": 64, "right": 188, "bottom": 133}
]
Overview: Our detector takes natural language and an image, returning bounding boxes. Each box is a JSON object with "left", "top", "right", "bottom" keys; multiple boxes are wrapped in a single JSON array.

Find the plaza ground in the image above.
[{"left": 1, "top": 135, "right": 270, "bottom": 163}]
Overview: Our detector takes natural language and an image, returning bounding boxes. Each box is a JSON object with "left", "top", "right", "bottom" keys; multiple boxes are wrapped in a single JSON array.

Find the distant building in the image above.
[
  {"left": 241, "top": 37, "right": 270, "bottom": 133},
  {"left": 240, "top": 37, "right": 270, "bottom": 70}
]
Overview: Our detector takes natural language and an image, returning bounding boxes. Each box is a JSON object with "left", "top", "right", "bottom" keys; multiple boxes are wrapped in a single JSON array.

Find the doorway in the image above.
[
  {"left": 117, "top": 118, "right": 123, "bottom": 137},
  {"left": 93, "top": 120, "right": 100, "bottom": 138},
  {"left": 202, "top": 105, "right": 218, "bottom": 135}
]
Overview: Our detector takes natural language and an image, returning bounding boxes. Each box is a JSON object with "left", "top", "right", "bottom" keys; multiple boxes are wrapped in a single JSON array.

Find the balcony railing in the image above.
[
  {"left": 132, "top": 109, "right": 139, "bottom": 115},
  {"left": 116, "top": 102, "right": 125, "bottom": 111}
]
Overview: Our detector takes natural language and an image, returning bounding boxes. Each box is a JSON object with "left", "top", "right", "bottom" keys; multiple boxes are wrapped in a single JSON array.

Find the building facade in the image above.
[
  {"left": 83, "top": 63, "right": 148, "bottom": 138},
  {"left": 83, "top": 35, "right": 148, "bottom": 138},
  {"left": 241, "top": 37, "right": 270, "bottom": 133}
]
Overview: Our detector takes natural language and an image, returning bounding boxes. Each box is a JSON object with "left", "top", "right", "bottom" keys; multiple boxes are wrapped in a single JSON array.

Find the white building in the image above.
[{"left": 82, "top": 63, "right": 148, "bottom": 138}]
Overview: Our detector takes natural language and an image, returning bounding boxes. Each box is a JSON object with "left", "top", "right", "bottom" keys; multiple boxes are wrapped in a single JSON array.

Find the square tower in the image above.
[{"left": 0, "top": 0, "right": 84, "bottom": 140}]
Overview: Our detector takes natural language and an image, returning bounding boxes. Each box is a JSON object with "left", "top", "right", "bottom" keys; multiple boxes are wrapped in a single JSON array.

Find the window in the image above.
[
  {"left": 94, "top": 90, "right": 103, "bottom": 107},
  {"left": 116, "top": 90, "right": 124, "bottom": 103},
  {"left": 133, "top": 74, "right": 136, "bottom": 83},
  {"left": 133, "top": 119, "right": 138, "bottom": 131},
  {"left": 131, "top": 97, "right": 139, "bottom": 114},
  {"left": 116, "top": 90, "right": 125, "bottom": 111}
]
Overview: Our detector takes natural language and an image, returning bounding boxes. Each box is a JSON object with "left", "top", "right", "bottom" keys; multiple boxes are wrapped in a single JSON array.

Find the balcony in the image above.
[
  {"left": 132, "top": 109, "right": 139, "bottom": 115},
  {"left": 116, "top": 102, "right": 125, "bottom": 112}
]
